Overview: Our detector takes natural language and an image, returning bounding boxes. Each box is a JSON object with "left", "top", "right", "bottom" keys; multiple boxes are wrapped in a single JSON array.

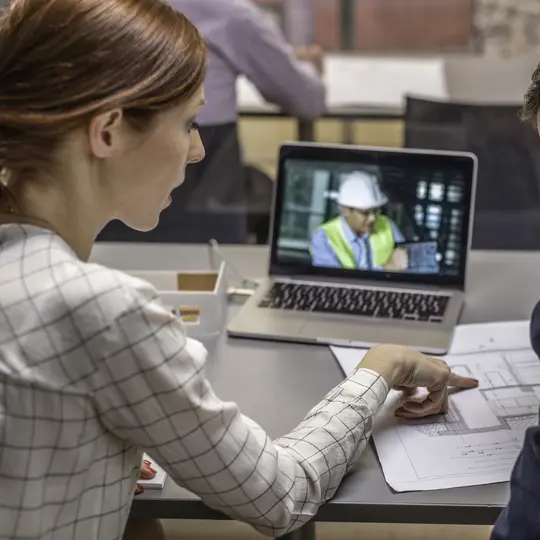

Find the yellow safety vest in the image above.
[{"left": 320, "top": 216, "right": 395, "bottom": 269}]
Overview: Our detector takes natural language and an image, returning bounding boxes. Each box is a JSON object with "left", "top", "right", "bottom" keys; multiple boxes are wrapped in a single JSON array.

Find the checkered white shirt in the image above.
[{"left": 0, "top": 224, "right": 389, "bottom": 539}]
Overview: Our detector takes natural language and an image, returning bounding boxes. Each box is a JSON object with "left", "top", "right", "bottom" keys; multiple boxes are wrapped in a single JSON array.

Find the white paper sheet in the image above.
[
  {"left": 325, "top": 56, "right": 448, "bottom": 108},
  {"left": 331, "top": 321, "right": 539, "bottom": 492},
  {"left": 237, "top": 55, "right": 448, "bottom": 110}
]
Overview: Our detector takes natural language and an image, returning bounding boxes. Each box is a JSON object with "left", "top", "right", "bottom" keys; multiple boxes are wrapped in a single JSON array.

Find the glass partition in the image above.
[{"left": 98, "top": 0, "right": 540, "bottom": 246}]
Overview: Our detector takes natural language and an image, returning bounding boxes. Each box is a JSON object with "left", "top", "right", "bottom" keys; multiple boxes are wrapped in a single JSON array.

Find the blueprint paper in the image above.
[{"left": 331, "top": 321, "right": 539, "bottom": 491}]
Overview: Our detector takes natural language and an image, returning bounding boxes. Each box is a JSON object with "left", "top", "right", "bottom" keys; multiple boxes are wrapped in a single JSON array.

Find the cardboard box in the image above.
[{"left": 128, "top": 263, "right": 227, "bottom": 339}]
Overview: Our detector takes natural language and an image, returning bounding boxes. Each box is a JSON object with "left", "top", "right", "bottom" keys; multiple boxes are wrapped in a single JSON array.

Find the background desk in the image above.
[
  {"left": 238, "top": 55, "right": 537, "bottom": 142},
  {"left": 92, "top": 244, "right": 540, "bottom": 538}
]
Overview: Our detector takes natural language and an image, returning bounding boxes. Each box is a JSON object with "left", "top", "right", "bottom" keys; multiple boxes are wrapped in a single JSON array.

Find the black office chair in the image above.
[
  {"left": 404, "top": 96, "right": 540, "bottom": 250},
  {"left": 244, "top": 164, "right": 273, "bottom": 245},
  {"left": 98, "top": 123, "right": 249, "bottom": 244}
]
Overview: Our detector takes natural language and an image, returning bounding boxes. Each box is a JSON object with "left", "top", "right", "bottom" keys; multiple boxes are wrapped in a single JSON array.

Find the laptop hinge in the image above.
[{"left": 273, "top": 274, "right": 463, "bottom": 294}]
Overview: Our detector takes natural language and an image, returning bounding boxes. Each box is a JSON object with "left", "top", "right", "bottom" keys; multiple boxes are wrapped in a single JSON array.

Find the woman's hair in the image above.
[{"left": 0, "top": 0, "right": 206, "bottom": 186}]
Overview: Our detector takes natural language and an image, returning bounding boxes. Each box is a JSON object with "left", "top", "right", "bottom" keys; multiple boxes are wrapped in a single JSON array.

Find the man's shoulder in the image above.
[
  {"left": 312, "top": 225, "right": 329, "bottom": 240},
  {"left": 312, "top": 225, "right": 338, "bottom": 252}
]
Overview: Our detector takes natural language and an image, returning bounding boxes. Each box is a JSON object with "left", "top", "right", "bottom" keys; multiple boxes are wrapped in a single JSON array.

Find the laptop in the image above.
[{"left": 228, "top": 142, "right": 477, "bottom": 354}]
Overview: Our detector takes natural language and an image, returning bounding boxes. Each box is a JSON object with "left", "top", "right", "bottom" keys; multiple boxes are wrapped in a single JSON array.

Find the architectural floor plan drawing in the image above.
[
  {"left": 412, "top": 348, "right": 540, "bottom": 437},
  {"left": 331, "top": 320, "right": 540, "bottom": 492}
]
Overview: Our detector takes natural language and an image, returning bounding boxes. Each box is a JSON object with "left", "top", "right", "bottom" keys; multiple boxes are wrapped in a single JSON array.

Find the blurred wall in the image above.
[
  {"left": 352, "top": 0, "right": 474, "bottom": 52},
  {"left": 255, "top": 0, "right": 475, "bottom": 52},
  {"left": 475, "top": 0, "right": 540, "bottom": 57},
  {"left": 253, "top": 0, "right": 540, "bottom": 57}
]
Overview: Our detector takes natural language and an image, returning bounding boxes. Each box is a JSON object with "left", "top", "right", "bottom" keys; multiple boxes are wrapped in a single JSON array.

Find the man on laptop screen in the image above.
[
  {"left": 311, "top": 170, "right": 408, "bottom": 272},
  {"left": 278, "top": 157, "right": 451, "bottom": 276},
  {"left": 228, "top": 143, "right": 476, "bottom": 354}
]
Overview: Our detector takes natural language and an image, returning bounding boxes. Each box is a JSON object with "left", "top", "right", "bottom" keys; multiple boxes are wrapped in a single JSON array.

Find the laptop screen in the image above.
[{"left": 270, "top": 144, "right": 477, "bottom": 289}]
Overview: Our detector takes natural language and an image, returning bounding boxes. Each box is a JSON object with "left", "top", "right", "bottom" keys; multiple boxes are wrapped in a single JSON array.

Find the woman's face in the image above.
[{"left": 105, "top": 86, "right": 206, "bottom": 232}]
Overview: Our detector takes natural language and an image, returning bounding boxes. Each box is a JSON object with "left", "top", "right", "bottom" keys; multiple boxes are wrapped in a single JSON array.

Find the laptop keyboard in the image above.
[{"left": 259, "top": 282, "right": 449, "bottom": 323}]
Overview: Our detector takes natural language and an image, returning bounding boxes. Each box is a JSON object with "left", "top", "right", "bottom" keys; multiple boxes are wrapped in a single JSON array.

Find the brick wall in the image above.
[
  {"left": 353, "top": 0, "right": 473, "bottom": 52},
  {"left": 313, "top": 0, "right": 341, "bottom": 51},
  {"left": 253, "top": 0, "right": 474, "bottom": 52}
]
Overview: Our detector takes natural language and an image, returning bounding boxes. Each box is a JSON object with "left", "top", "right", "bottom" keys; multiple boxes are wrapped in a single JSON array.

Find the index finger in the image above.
[{"left": 447, "top": 371, "right": 479, "bottom": 389}]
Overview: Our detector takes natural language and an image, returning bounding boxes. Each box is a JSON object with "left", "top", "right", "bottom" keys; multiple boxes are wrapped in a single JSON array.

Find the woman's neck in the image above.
[{"left": 5, "top": 178, "right": 107, "bottom": 261}]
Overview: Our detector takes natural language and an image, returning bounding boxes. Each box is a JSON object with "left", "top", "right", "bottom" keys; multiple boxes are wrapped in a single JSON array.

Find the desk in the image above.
[
  {"left": 91, "top": 244, "right": 540, "bottom": 539},
  {"left": 238, "top": 55, "right": 442, "bottom": 142},
  {"left": 238, "top": 55, "right": 537, "bottom": 143}
]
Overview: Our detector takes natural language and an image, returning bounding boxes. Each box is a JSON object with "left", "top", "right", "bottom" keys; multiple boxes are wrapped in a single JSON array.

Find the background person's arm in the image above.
[
  {"left": 491, "top": 424, "right": 540, "bottom": 539},
  {"left": 84, "top": 277, "right": 387, "bottom": 537},
  {"left": 228, "top": 4, "right": 326, "bottom": 119}
]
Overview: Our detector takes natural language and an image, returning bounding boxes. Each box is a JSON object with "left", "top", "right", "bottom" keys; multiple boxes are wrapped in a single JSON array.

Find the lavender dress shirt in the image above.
[{"left": 171, "top": 0, "right": 327, "bottom": 126}]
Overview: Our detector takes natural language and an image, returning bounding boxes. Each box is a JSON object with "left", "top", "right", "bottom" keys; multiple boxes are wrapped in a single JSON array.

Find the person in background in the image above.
[
  {"left": 176, "top": 0, "right": 326, "bottom": 123},
  {"left": 491, "top": 65, "right": 540, "bottom": 540},
  {"left": 98, "top": 0, "right": 326, "bottom": 245},
  {"left": 311, "top": 171, "right": 409, "bottom": 271},
  {"left": 0, "top": 1, "right": 478, "bottom": 539}
]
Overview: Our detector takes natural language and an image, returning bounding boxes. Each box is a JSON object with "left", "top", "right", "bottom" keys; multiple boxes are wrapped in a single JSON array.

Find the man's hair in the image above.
[{"left": 522, "top": 64, "right": 540, "bottom": 125}]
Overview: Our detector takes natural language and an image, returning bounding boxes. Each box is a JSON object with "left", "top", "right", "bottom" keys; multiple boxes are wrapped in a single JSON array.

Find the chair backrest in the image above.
[
  {"left": 244, "top": 164, "right": 273, "bottom": 245},
  {"left": 404, "top": 97, "right": 540, "bottom": 249}
]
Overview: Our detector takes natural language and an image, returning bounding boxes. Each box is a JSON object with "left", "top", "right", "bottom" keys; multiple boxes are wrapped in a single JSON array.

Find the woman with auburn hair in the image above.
[{"left": 0, "top": 1, "right": 477, "bottom": 539}]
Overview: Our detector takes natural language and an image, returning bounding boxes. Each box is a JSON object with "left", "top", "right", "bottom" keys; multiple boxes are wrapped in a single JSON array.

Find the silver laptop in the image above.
[{"left": 228, "top": 142, "right": 478, "bottom": 355}]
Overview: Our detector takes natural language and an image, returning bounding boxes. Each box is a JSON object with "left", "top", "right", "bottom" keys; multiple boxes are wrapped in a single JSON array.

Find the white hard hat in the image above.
[{"left": 337, "top": 171, "right": 388, "bottom": 210}]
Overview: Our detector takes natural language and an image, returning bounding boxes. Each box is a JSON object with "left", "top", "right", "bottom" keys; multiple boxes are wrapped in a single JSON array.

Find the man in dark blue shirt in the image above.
[
  {"left": 491, "top": 300, "right": 540, "bottom": 539},
  {"left": 491, "top": 65, "right": 540, "bottom": 540},
  {"left": 490, "top": 66, "right": 540, "bottom": 540}
]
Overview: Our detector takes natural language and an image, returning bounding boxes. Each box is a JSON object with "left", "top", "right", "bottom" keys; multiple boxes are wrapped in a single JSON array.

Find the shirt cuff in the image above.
[
  {"left": 339, "top": 368, "right": 389, "bottom": 416},
  {"left": 298, "top": 60, "right": 321, "bottom": 80}
]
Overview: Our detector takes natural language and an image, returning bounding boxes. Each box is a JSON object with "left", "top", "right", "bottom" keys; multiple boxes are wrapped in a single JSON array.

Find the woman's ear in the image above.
[{"left": 88, "top": 109, "right": 125, "bottom": 159}]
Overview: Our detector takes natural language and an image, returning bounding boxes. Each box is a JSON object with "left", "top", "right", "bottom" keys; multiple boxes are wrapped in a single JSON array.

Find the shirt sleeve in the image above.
[
  {"left": 226, "top": 4, "right": 326, "bottom": 119},
  {"left": 491, "top": 423, "right": 540, "bottom": 540},
  {"left": 310, "top": 228, "right": 342, "bottom": 268},
  {"left": 84, "top": 277, "right": 388, "bottom": 537}
]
